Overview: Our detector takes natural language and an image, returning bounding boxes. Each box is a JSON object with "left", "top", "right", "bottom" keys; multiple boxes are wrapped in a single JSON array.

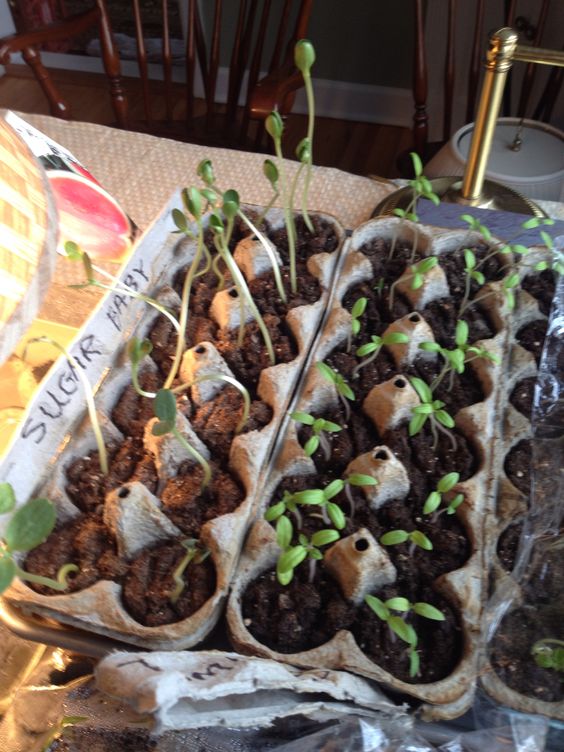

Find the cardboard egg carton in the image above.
[{"left": 0, "top": 195, "right": 345, "bottom": 650}]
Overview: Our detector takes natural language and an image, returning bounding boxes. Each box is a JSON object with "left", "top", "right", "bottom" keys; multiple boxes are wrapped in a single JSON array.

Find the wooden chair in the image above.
[
  {"left": 408, "top": 0, "right": 563, "bottom": 170},
  {"left": 0, "top": 0, "right": 128, "bottom": 128},
  {"left": 0, "top": 1, "right": 313, "bottom": 151},
  {"left": 128, "top": 0, "right": 314, "bottom": 149}
]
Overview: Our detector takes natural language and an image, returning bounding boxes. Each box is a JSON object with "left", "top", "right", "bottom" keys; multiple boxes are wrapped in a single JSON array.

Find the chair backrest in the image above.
[
  {"left": 412, "top": 0, "right": 563, "bottom": 158},
  {"left": 0, "top": 0, "right": 127, "bottom": 127},
  {"left": 130, "top": 0, "right": 314, "bottom": 148}
]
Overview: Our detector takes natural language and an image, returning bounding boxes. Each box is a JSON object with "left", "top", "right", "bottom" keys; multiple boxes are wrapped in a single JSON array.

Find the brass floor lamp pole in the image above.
[{"left": 377, "top": 27, "right": 564, "bottom": 217}]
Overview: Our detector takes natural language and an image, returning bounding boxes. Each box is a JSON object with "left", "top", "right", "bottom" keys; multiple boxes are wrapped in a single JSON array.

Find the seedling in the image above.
[
  {"left": 458, "top": 248, "right": 486, "bottom": 317},
  {"left": 174, "top": 372, "right": 251, "bottom": 435},
  {"left": 40, "top": 715, "right": 88, "bottom": 752},
  {"left": 255, "top": 159, "right": 280, "bottom": 226},
  {"left": 343, "top": 472, "right": 378, "bottom": 519},
  {"left": 196, "top": 159, "right": 287, "bottom": 302},
  {"left": 170, "top": 538, "right": 210, "bottom": 604},
  {"left": 127, "top": 337, "right": 156, "bottom": 399},
  {"left": 389, "top": 256, "right": 438, "bottom": 311},
  {"left": 265, "top": 479, "right": 347, "bottom": 533},
  {"left": 65, "top": 241, "right": 180, "bottom": 333},
  {"left": 353, "top": 331, "right": 409, "bottom": 379},
  {"left": 380, "top": 528, "right": 433, "bottom": 553},
  {"left": 276, "top": 528, "right": 340, "bottom": 585},
  {"left": 389, "top": 153, "right": 440, "bottom": 263},
  {"left": 533, "top": 231, "right": 564, "bottom": 276},
  {"left": 364, "top": 594, "right": 444, "bottom": 677},
  {"left": 290, "top": 411, "right": 342, "bottom": 460},
  {"left": 0, "top": 483, "right": 78, "bottom": 594},
  {"left": 24, "top": 337, "right": 108, "bottom": 475},
  {"left": 420, "top": 320, "right": 500, "bottom": 391},
  {"left": 409, "top": 376, "right": 456, "bottom": 451},
  {"left": 152, "top": 389, "right": 212, "bottom": 489},
  {"left": 316, "top": 362, "right": 355, "bottom": 421},
  {"left": 294, "top": 39, "right": 316, "bottom": 232},
  {"left": 207, "top": 192, "right": 276, "bottom": 364},
  {"left": 423, "top": 472, "right": 464, "bottom": 517},
  {"left": 348, "top": 297, "right": 367, "bottom": 352},
  {"left": 265, "top": 110, "right": 298, "bottom": 294},
  {"left": 531, "top": 638, "right": 564, "bottom": 672}
]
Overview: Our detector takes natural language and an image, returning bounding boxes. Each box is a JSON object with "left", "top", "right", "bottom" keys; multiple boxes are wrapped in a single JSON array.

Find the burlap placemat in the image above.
[{"left": 4, "top": 112, "right": 394, "bottom": 327}]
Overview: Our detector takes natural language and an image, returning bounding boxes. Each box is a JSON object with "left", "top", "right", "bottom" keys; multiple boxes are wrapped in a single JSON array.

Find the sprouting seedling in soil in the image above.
[
  {"left": 164, "top": 186, "right": 207, "bottom": 389},
  {"left": 343, "top": 472, "right": 378, "bottom": 520},
  {"left": 24, "top": 337, "right": 108, "bottom": 474},
  {"left": 290, "top": 411, "right": 342, "bottom": 461},
  {"left": 388, "top": 152, "right": 440, "bottom": 263},
  {"left": 531, "top": 230, "right": 564, "bottom": 276},
  {"left": 389, "top": 256, "right": 438, "bottom": 312},
  {"left": 40, "top": 715, "right": 88, "bottom": 752},
  {"left": 373, "top": 277, "right": 386, "bottom": 298},
  {"left": 152, "top": 388, "right": 212, "bottom": 489},
  {"left": 169, "top": 538, "right": 210, "bottom": 604},
  {"left": 423, "top": 472, "right": 464, "bottom": 518},
  {"left": 265, "top": 481, "right": 346, "bottom": 533},
  {"left": 294, "top": 39, "right": 316, "bottom": 233},
  {"left": 531, "top": 638, "right": 564, "bottom": 672},
  {"left": 421, "top": 320, "right": 500, "bottom": 391},
  {"left": 196, "top": 159, "right": 287, "bottom": 303},
  {"left": 316, "top": 362, "right": 355, "bottom": 422},
  {"left": 265, "top": 110, "right": 299, "bottom": 295},
  {"left": 173, "top": 372, "right": 251, "bottom": 435},
  {"left": 64, "top": 241, "right": 180, "bottom": 333},
  {"left": 255, "top": 159, "right": 280, "bottom": 226},
  {"left": 348, "top": 297, "right": 367, "bottom": 352},
  {"left": 353, "top": 331, "right": 409, "bottom": 380},
  {"left": 380, "top": 528, "right": 433, "bottom": 553},
  {"left": 409, "top": 376, "right": 456, "bottom": 451},
  {"left": 458, "top": 248, "right": 486, "bottom": 317},
  {"left": 0, "top": 483, "right": 79, "bottom": 595},
  {"left": 208, "top": 192, "right": 276, "bottom": 364},
  {"left": 128, "top": 337, "right": 156, "bottom": 399},
  {"left": 276, "top": 526, "right": 340, "bottom": 586},
  {"left": 364, "top": 594, "right": 445, "bottom": 677}
]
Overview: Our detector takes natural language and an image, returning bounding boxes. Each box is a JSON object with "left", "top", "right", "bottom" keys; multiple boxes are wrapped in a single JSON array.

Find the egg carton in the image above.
[
  {"left": 0, "top": 194, "right": 345, "bottom": 650},
  {"left": 227, "top": 216, "right": 523, "bottom": 720}
]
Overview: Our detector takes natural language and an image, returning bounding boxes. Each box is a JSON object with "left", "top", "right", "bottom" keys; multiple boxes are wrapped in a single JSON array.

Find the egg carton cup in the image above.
[
  {"left": 227, "top": 216, "right": 533, "bottom": 720},
  {"left": 0, "top": 194, "right": 345, "bottom": 650}
]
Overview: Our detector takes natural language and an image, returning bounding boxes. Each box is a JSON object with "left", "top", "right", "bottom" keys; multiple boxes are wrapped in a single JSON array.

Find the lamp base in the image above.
[{"left": 373, "top": 177, "right": 546, "bottom": 218}]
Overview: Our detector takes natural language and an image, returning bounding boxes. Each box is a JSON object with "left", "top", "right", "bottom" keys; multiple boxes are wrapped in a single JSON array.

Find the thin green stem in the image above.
[
  {"left": 25, "top": 338, "right": 108, "bottom": 474},
  {"left": 301, "top": 71, "right": 315, "bottom": 232},
  {"left": 273, "top": 135, "right": 298, "bottom": 294},
  {"left": 16, "top": 562, "right": 78, "bottom": 591},
  {"left": 171, "top": 427, "right": 212, "bottom": 489},
  {"left": 131, "top": 366, "right": 156, "bottom": 399},
  {"left": 352, "top": 346, "right": 381, "bottom": 380},
  {"left": 237, "top": 209, "right": 287, "bottom": 303}
]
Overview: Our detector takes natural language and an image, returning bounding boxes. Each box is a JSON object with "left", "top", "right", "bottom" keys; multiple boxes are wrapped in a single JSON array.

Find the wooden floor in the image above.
[{"left": 0, "top": 65, "right": 413, "bottom": 178}]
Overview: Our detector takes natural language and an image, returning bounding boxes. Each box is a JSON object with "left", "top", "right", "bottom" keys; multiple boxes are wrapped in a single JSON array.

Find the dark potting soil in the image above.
[
  {"left": 111, "top": 370, "right": 162, "bottom": 439},
  {"left": 510, "top": 377, "right": 536, "bottom": 419},
  {"left": 189, "top": 385, "right": 273, "bottom": 463},
  {"left": 65, "top": 439, "right": 158, "bottom": 516},
  {"left": 516, "top": 319, "right": 548, "bottom": 366},
  {"left": 522, "top": 270, "right": 556, "bottom": 317},
  {"left": 490, "top": 604, "right": 564, "bottom": 703},
  {"left": 496, "top": 521, "right": 524, "bottom": 572},
  {"left": 160, "top": 462, "right": 244, "bottom": 537},
  {"left": 504, "top": 439, "right": 532, "bottom": 497},
  {"left": 267, "top": 214, "right": 340, "bottom": 265},
  {"left": 122, "top": 539, "right": 216, "bottom": 627}
]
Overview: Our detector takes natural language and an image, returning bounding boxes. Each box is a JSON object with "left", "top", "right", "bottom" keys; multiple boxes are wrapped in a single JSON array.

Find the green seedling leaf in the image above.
[
  {"left": 295, "top": 38, "right": 316, "bottom": 73},
  {"left": 5, "top": 497, "right": 56, "bottom": 552},
  {"left": 504, "top": 273, "right": 520, "bottom": 289},
  {"left": 209, "top": 211, "right": 224, "bottom": 234},
  {"left": 521, "top": 217, "right": 543, "bottom": 230},
  {"left": 186, "top": 186, "right": 202, "bottom": 219},
  {"left": 471, "top": 270, "right": 485, "bottom": 284},
  {"left": 295, "top": 137, "right": 311, "bottom": 163},
  {"left": 410, "top": 530, "right": 433, "bottom": 550},
  {"left": 0, "top": 482, "right": 16, "bottom": 514},
  {"left": 386, "top": 597, "right": 410, "bottom": 612},
  {"left": 321, "top": 420, "right": 342, "bottom": 433},
  {"left": 351, "top": 297, "right": 367, "bottom": 319},
  {"left": 294, "top": 489, "right": 325, "bottom": 505},
  {"left": 365, "top": 594, "right": 389, "bottom": 621},
  {"left": 383, "top": 332, "right": 409, "bottom": 345},
  {"left": 380, "top": 530, "right": 409, "bottom": 546},
  {"left": 409, "top": 412, "right": 427, "bottom": 436},
  {"left": 265, "top": 502, "right": 285, "bottom": 522},
  {"left": 455, "top": 320, "right": 469, "bottom": 346},
  {"left": 304, "top": 436, "right": 320, "bottom": 456},
  {"left": 278, "top": 545, "right": 307, "bottom": 573},
  {"left": 0, "top": 557, "right": 16, "bottom": 594},
  {"left": 416, "top": 257, "right": 438, "bottom": 274},
  {"left": 265, "top": 111, "right": 284, "bottom": 140},
  {"left": 437, "top": 472, "right": 459, "bottom": 493},
  {"left": 172, "top": 208, "right": 188, "bottom": 232},
  {"left": 276, "top": 515, "right": 293, "bottom": 549},
  {"left": 409, "top": 648, "right": 421, "bottom": 678},
  {"left": 389, "top": 615, "right": 414, "bottom": 644},
  {"left": 64, "top": 240, "right": 82, "bottom": 260},
  {"left": 540, "top": 231, "right": 554, "bottom": 249},
  {"left": 435, "top": 410, "right": 455, "bottom": 428},
  {"left": 464, "top": 249, "right": 476, "bottom": 270},
  {"left": 413, "top": 602, "right": 445, "bottom": 620},
  {"left": 324, "top": 479, "right": 344, "bottom": 499},
  {"left": 316, "top": 361, "right": 337, "bottom": 384},
  {"left": 127, "top": 337, "right": 153, "bottom": 365},
  {"left": 290, "top": 411, "right": 315, "bottom": 426},
  {"left": 309, "top": 548, "right": 323, "bottom": 560},
  {"left": 447, "top": 493, "right": 465, "bottom": 513},
  {"left": 263, "top": 159, "right": 279, "bottom": 187},
  {"left": 423, "top": 491, "right": 441, "bottom": 515},
  {"left": 347, "top": 474, "right": 377, "bottom": 487},
  {"left": 154, "top": 389, "right": 177, "bottom": 424},
  {"left": 222, "top": 189, "right": 240, "bottom": 220},
  {"left": 311, "top": 529, "right": 340, "bottom": 547},
  {"left": 410, "top": 152, "right": 423, "bottom": 178},
  {"left": 419, "top": 341, "right": 441, "bottom": 353},
  {"left": 410, "top": 377, "right": 432, "bottom": 403},
  {"left": 327, "top": 502, "right": 346, "bottom": 530},
  {"left": 411, "top": 273, "right": 423, "bottom": 290},
  {"left": 197, "top": 159, "right": 215, "bottom": 186}
]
